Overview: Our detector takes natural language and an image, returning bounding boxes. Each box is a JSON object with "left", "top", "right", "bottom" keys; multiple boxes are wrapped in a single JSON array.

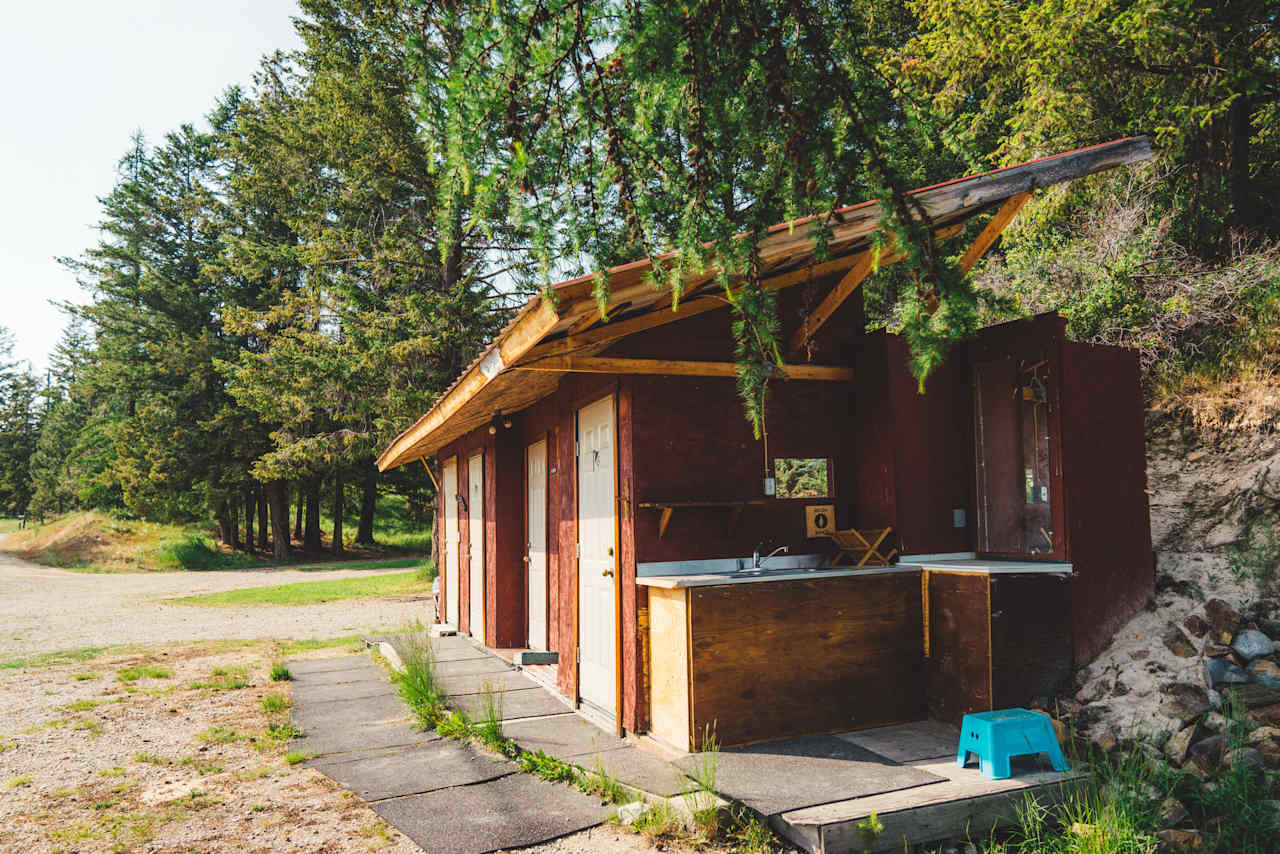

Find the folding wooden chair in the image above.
[{"left": 824, "top": 527, "right": 897, "bottom": 568}]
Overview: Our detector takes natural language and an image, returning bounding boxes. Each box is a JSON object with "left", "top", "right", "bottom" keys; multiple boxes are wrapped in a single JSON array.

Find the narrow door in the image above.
[
  {"left": 442, "top": 457, "right": 460, "bottom": 627},
  {"left": 468, "top": 452, "right": 485, "bottom": 640},
  {"left": 527, "top": 439, "right": 548, "bottom": 650},
  {"left": 576, "top": 396, "right": 617, "bottom": 716}
]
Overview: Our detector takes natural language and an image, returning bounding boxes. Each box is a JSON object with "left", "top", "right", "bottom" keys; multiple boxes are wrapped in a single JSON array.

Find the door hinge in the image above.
[{"left": 576, "top": 647, "right": 581, "bottom": 663}]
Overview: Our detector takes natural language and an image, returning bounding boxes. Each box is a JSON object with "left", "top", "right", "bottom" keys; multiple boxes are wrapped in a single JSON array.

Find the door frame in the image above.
[
  {"left": 573, "top": 393, "right": 623, "bottom": 732},
  {"left": 467, "top": 450, "right": 485, "bottom": 642},
  {"left": 441, "top": 455, "right": 460, "bottom": 628},
  {"left": 525, "top": 436, "right": 550, "bottom": 650}
]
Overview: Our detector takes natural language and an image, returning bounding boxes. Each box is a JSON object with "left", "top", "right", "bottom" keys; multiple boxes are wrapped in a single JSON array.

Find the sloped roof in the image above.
[{"left": 377, "top": 136, "right": 1153, "bottom": 470}]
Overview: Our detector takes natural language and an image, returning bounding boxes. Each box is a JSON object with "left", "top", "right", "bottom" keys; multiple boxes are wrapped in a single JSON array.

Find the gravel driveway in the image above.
[{"left": 0, "top": 550, "right": 435, "bottom": 660}]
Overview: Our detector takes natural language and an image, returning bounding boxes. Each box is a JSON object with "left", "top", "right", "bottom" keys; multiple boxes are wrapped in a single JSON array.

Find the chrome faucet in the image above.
[{"left": 753, "top": 542, "right": 789, "bottom": 569}]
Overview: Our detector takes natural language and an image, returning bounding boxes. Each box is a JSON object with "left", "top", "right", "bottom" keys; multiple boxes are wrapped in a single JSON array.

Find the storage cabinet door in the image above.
[
  {"left": 990, "top": 575, "right": 1072, "bottom": 708},
  {"left": 926, "top": 572, "right": 992, "bottom": 724}
]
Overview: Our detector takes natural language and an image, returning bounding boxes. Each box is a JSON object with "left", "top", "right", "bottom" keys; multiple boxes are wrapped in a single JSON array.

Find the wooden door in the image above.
[
  {"left": 576, "top": 396, "right": 617, "bottom": 716},
  {"left": 526, "top": 439, "right": 548, "bottom": 650},
  {"left": 442, "top": 457, "right": 460, "bottom": 627},
  {"left": 467, "top": 452, "right": 484, "bottom": 640}
]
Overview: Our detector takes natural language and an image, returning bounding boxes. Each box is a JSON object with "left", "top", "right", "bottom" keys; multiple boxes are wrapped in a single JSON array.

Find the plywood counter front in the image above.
[{"left": 646, "top": 571, "right": 925, "bottom": 752}]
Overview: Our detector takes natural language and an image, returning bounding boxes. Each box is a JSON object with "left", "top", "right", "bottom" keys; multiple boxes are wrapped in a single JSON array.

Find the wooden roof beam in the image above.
[
  {"left": 957, "top": 192, "right": 1031, "bottom": 273},
  {"left": 515, "top": 355, "right": 853, "bottom": 381},
  {"left": 789, "top": 224, "right": 962, "bottom": 353}
]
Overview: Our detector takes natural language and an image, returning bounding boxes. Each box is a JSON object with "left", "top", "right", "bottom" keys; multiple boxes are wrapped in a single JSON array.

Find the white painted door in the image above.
[
  {"left": 442, "top": 458, "right": 460, "bottom": 627},
  {"left": 576, "top": 396, "right": 617, "bottom": 715},
  {"left": 468, "top": 452, "right": 485, "bottom": 639},
  {"left": 527, "top": 439, "right": 548, "bottom": 650}
]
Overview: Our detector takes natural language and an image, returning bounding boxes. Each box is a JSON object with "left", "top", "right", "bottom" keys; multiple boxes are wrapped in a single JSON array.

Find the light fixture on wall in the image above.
[{"left": 488, "top": 411, "right": 501, "bottom": 435}]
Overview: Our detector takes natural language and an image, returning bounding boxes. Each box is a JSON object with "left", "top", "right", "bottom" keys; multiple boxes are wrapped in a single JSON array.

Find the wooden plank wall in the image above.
[
  {"left": 1060, "top": 341, "right": 1155, "bottom": 664},
  {"left": 688, "top": 573, "right": 925, "bottom": 747}
]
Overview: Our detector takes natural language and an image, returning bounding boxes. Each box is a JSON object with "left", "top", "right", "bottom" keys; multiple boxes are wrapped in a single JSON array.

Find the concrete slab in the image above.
[
  {"left": 503, "top": 713, "right": 626, "bottom": 760},
  {"left": 290, "top": 678, "right": 396, "bottom": 704},
  {"left": 435, "top": 657, "right": 515, "bottom": 678},
  {"left": 311, "top": 737, "right": 517, "bottom": 801},
  {"left": 676, "top": 735, "right": 945, "bottom": 816},
  {"left": 290, "top": 664, "right": 387, "bottom": 686},
  {"left": 291, "top": 721, "right": 437, "bottom": 757},
  {"left": 438, "top": 670, "right": 536, "bottom": 697},
  {"left": 287, "top": 655, "right": 371, "bottom": 675},
  {"left": 292, "top": 692, "right": 410, "bottom": 731},
  {"left": 451, "top": 687, "right": 574, "bottom": 722},
  {"left": 579, "top": 746, "right": 691, "bottom": 797},
  {"left": 372, "top": 772, "right": 609, "bottom": 854},
  {"left": 837, "top": 720, "right": 961, "bottom": 764}
]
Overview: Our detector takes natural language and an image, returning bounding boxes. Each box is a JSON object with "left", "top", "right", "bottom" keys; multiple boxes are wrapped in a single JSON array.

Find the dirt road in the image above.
[{"left": 0, "top": 550, "right": 433, "bottom": 660}]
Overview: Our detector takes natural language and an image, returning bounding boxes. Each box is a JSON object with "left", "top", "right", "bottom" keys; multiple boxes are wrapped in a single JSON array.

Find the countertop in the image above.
[{"left": 635, "top": 565, "right": 919, "bottom": 589}]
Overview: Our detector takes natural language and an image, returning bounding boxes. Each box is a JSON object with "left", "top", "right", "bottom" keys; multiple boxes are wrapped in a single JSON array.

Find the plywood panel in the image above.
[
  {"left": 927, "top": 572, "right": 991, "bottom": 724},
  {"left": 648, "top": 586, "right": 691, "bottom": 750},
  {"left": 688, "top": 573, "right": 924, "bottom": 748}
]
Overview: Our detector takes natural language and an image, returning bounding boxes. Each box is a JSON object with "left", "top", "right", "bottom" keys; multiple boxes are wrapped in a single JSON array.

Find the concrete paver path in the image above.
[{"left": 0, "top": 549, "right": 432, "bottom": 660}]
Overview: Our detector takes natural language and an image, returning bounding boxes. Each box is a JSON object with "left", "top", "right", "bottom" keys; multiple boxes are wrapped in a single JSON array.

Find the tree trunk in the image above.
[
  {"left": 243, "top": 486, "right": 255, "bottom": 552},
  {"left": 256, "top": 485, "right": 270, "bottom": 551},
  {"left": 267, "top": 480, "right": 289, "bottom": 561},
  {"left": 1228, "top": 93, "right": 1254, "bottom": 233},
  {"left": 228, "top": 496, "right": 242, "bottom": 551},
  {"left": 332, "top": 469, "right": 345, "bottom": 556},
  {"left": 214, "top": 499, "right": 232, "bottom": 546},
  {"left": 304, "top": 483, "right": 322, "bottom": 553},
  {"left": 356, "top": 470, "right": 377, "bottom": 546},
  {"left": 294, "top": 484, "right": 304, "bottom": 541}
]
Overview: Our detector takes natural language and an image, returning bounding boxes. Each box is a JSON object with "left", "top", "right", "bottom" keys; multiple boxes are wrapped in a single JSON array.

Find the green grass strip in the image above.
[{"left": 171, "top": 570, "right": 430, "bottom": 607}]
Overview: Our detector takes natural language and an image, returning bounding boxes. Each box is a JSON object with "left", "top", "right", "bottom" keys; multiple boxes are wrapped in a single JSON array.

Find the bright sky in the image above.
[{"left": 0, "top": 1, "right": 303, "bottom": 374}]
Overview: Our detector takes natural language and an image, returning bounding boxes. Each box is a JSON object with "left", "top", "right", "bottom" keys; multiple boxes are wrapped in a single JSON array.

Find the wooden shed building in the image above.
[{"left": 377, "top": 137, "right": 1156, "bottom": 753}]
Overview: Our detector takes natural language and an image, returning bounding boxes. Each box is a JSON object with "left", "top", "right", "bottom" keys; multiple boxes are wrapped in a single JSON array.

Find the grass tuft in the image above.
[
  {"left": 195, "top": 726, "right": 240, "bottom": 745},
  {"left": 261, "top": 693, "right": 289, "bottom": 714},
  {"left": 173, "top": 571, "right": 431, "bottom": 607},
  {"left": 393, "top": 623, "right": 449, "bottom": 729},
  {"left": 116, "top": 665, "right": 172, "bottom": 682},
  {"left": 269, "top": 661, "right": 293, "bottom": 681}
]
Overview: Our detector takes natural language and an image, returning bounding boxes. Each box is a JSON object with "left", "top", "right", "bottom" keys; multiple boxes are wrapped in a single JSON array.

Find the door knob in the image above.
[{"left": 602, "top": 569, "right": 614, "bottom": 577}]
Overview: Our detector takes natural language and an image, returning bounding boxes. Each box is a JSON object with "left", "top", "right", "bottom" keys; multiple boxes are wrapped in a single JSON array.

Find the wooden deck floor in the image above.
[{"left": 772, "top": 721, "right": 1088, "bottom": 854}]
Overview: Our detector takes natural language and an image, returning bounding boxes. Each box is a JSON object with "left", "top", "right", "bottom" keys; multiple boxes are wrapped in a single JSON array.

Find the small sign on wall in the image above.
[{"left": 805, "top": 504, "right": 835, "bottom": 538}]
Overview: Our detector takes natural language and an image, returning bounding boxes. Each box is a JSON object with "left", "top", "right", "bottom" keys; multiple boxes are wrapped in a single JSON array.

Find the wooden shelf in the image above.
[{"left": 638, "top": 500, "right": 768, "bottom": 539}]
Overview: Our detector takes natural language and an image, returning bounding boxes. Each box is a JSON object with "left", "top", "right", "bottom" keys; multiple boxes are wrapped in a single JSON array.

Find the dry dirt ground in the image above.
[
  {"left": 0, "top": 550, "right": 430, "bottom": 661},
  {"left": 0, "top": 554, "right": 749, "bottom": 853}
]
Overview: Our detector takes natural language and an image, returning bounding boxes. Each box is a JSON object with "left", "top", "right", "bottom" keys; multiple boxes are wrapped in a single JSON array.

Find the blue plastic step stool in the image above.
[{"left": 956, "top": 708, "right": 1070, "bottom": 780}]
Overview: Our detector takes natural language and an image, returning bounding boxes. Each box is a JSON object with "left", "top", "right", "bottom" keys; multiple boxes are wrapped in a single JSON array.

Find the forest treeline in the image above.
[{"left": 0, "top": 0, "right": 1276, "bottom": 548}]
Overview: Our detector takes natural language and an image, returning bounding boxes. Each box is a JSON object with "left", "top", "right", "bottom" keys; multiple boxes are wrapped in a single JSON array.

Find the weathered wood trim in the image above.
[{"left": 516, "top": 356, "right": 853, "bottom": 381}]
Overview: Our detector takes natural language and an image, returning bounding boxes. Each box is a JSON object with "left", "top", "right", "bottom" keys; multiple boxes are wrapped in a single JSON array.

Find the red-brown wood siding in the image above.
[
  {"left": 885, "top": 335, "right": 973, "bottom": 555},
  {"left": 1060, "top": 341, "right": 1154, "bottom": 664},
  {"left": 490, "top": 422, "right": 525, "bottom": 648},
  {"left": 455, "top": 449, "right": 472, "bottom": 637},
  {"left": 618, "top": 380, "right": 641, "bottom": 731}
]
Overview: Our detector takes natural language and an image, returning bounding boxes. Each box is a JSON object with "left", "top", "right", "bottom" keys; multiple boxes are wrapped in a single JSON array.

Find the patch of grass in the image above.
[
  {"left": 98, "top": 766, "right": 127, "bottom": 777},
  {"left": 51, "top": 821, "right": 103, "bottom": 843},
  {"left": 6, "top": 774, "right": 33, "bottom": 788},
  {"left": 579, "top": 761, "right": 631, "bottom": 805},
  {"left": 173, "top": 570, "right": 431, "bottom": 607},
  {"left": 270, "top": 661, "right": 293, "bottom": 681},
  {"left": 295, "top": 558, "right": 422, "bottom": 572},
  {"left": 516, "top": 749, "right": 579, "bottom": 785},
  {"left": 116, "top": 665, "right": 172, "bottom": 682},
  {"left": 632, "top": 799, "right": 682, "bottom": 841},
  {"left": 61, "top": 698, "right": 105, "bottom": 712},
  {"left": 393, "top": 625, "right": 449, "bottom": 729},
  {"left": 285, "top": 750, "right": 314, "bottom": 765},
  {"left": 188, "top": 676, "right": 249, "bottom": 693},
  {"left": 264, "top": 722, "right": 301, "bottom": 744},
  {"left": 436, "top": 709, "right": 473, "bottom": 740},
  {"left": 261, "top": 693, "right": 289, "bottom": 713},
  {"left": 475, "top": 682, "right": 518, "bottom": 757},
  {"left": 70, "top": 716, "right": 105, "bottom": 737},
  {"left": 153, "top": 535, "right": 259, "bottom": 571},
  {"left": 276, "top": 635, "right": 365, "bottom": 655},
  {"left": 73, "top": 671, "right": 99, "bottom": 681},
  {"left": 132, "top": 751, "right": 167, "bottom": 765},
  {"left": 1, "top": 645, "right": 109, "bottom": 670},
  {"left": 195, "top": 726, "right": 240, "bottom": 745},
  {"left": 177, "top": 756, "right": 223, "bottom": 776}
]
